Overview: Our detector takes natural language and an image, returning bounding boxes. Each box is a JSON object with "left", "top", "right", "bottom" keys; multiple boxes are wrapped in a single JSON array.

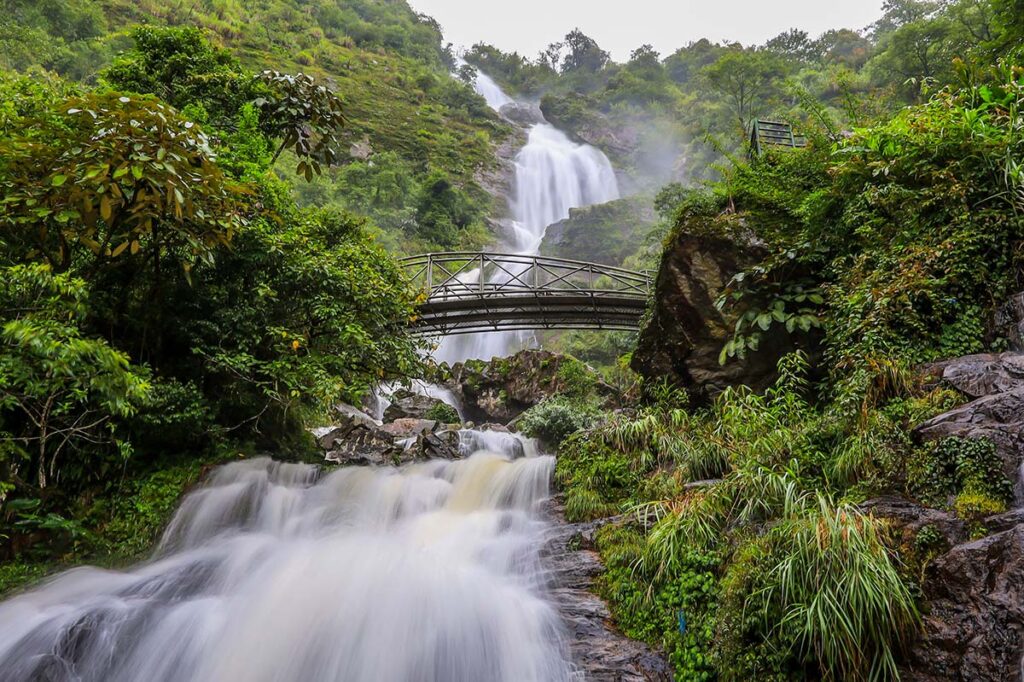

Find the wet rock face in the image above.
[
  {"left": 916, "top": 353, "right": 1024, "bottom": 497},
  {"left": 902, "top": 525, "right": 1024, "bottom": 681},
  {"left": 314, "top": 405, "right": 462, "bottom": 466},
  {"left": 541, "top": 196, "right": 657, "bottom": 267},
  {"left": 541, "top": 499, "right": 673, "bottom": 682},
  {"left": 901, "top": 349, "right": 1024, "bottom": 679},
  {"left": 383, "top": 390, "right": 446, "bottom": 422},
  {"left": 924, "top": 352, "right": 1024, "bottom": 399},
  {"left": 438, "top": 350, "right": 610, "bottom": 424},
  {"left": 631, "top": 228, "right": 812, "bottom": 403}
]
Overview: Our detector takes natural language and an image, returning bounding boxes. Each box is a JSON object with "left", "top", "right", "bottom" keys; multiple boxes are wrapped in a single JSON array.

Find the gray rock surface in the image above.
[
  {"left": 438, "top": 350, "right": 612, "bottom": 424},
  {"left": 383, "top": 389, "right": 446, "bottom": 422},
  {"left": 542, "top": 499, "right": 673, "bottom": 681},
  {"left": 902, "top": 525, "right": 1024, "bottom": 681}
]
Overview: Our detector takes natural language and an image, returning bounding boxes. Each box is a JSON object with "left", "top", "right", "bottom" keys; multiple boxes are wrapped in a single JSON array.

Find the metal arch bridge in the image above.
[{"left": 401, "top": 252, "right": 652, "bottom": 336}]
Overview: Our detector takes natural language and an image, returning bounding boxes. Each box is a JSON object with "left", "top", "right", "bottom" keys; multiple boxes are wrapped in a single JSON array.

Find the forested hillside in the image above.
[
  {"left": 3, "top": 1, "right": 1024, "bottom": 679},
  {"left": 2, "top": 0, "right": 509, "bottom": 253}
]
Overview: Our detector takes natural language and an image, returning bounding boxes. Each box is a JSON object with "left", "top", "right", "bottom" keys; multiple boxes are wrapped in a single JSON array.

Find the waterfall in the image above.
[
  {"left": 0, "top": 439, "right": 577, "bottom": 682},
  {"left": 435, "top": 71, "right": 619, "bottom": 365}
]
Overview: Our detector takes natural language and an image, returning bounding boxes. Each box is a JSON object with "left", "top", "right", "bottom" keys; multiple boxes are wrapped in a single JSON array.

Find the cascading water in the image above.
[
  {"left": 0, "top": 441, "right": 578, "bottom": 681},
  {"left": 435, "top": 71, "right": 619, "bottom": 365}
]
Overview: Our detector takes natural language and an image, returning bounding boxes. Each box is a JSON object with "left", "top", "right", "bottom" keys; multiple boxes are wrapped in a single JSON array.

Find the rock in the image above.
[
  {"left": 541, "top": 498, "right": 673, "bottom": 681},
  {"left": 995, "top": 292, "right": 1024, "bottom": 351},
  {"left": 540, "top": 197, "right": 657, "bottom": 267},
  {"left": 383, "top": 389, "right": 447, "bottom": 422},
  {"left": 861, "top": 495, "right": 967, "bottom": 547},
  {"left": 540, "top": 94, "right": 640, "bottom": 166},
  {"left": 902, "top": 524, "right": 1024, "bottom": 681},
  {"left": 915, "top": 388, "right": 1024, "bottom": 489},
  {"left": 437, "top": 350, "right": 612, "bottom": 424},
  {"left": 498, "top": 101, "right": 545, "bottom": 126},
  {"left": 402, "top": 428, "right": 463, "bottom": 461},
  {"left": 381, "top": 418, "right": 438, "bottom": 439},
  {"left": 923, "top": 352, "right": 1024, "bottom": 399},
  {"left": 631, "top": 226, "right": 815, "bottom": 402},
  {"left": 324, "top": 423, "right": 398, "bottom": 467},
  {"left": 334, "top": 402, "right": 380, "bottom": 428}
]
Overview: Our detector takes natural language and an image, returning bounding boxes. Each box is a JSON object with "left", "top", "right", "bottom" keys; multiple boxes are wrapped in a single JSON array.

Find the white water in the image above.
[
  {"left": 0, "top": 441, "right": 576, "bottom": 681},
  {"left": 435, "top": 71, "right": 619, "bottom": 365}
]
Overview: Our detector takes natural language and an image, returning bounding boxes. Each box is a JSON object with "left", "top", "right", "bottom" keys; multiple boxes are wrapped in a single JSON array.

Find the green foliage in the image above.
[
  {"left": 412, "top": 168, "right": 488, "bottom": 249},
  {"left": 518, "top": 397, "right": 600, "bottom": 450},
  {"left": 911, "top": 436, "right": 1014, "bottom": 509},
  {"left": 0, "top": 89, "right": 248, "bottom": 276},
  {"left": 103, "top": 25, "right": 256, "bottom": 126},
  {"left": 424, "top": 401, "right": 459, "bottom": 424},
  {"left": 563, "top": 354, "right": 943, "bottom": 679},
  {"left": 594, "top": 522, "right": 720, "bottom": 680},
  {"left": 0, "top": 264, "right": 149, "bottom": 489},
  {"left": 255, "top": 70, "right": 345, "bottom": 179}
]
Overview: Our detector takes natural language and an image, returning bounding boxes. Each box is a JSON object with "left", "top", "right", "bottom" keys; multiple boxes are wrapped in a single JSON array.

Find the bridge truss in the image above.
[{"left": 401, "top": 252, "right": 652, "bottom": 336}]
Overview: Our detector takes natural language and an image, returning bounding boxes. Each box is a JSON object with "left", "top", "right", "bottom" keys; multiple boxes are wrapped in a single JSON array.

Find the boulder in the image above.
[
  {"left": 438, "top": 350, "right": 612, "bottom": 424},
  {"left": 902, "top": 525, "right": 1024, "bottom": 681},
  {"left": 861, "top": 495, "right": 967, "bottom": 547},
  {"left": 923, "top": 352, "right": 1024, "bottom": 399},
  {"left": 381, "top": 418, "right": 438, "bottom": 439},
  {"left": 323, "top": 423, "right": 398, "bottom": 467},
  {"left": 498, "top": 101, "right": 545, "bottom": 126},
  {"left": 402, "top": 428, "right": 463, "bottom": 461},
  {"left": 383, "top": 390, "right": 447, "bottom": 422},
  {"left": 631, "top": 227, "right": 814, "bottom": 402},
  {"left": 994, "top": 292, "right": 1024, "bottom": 351},
  {"left": 915, "top": 387, "right": 1024, "bottom": 495}
]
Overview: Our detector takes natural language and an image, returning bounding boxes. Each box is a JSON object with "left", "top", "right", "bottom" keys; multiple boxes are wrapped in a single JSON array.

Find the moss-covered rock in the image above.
[{"left": 540, "top": 196, "right": 656, "bottom": 267}]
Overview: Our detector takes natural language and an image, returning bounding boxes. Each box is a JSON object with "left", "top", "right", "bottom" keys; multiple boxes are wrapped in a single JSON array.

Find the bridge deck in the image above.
[{"left": 402, "top": 252, "right": 652, "bottom": 335}]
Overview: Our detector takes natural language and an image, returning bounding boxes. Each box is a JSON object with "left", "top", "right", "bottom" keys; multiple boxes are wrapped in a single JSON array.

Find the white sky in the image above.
[{"left": 409, "top": 0, "right": 884, "bottom": 62}]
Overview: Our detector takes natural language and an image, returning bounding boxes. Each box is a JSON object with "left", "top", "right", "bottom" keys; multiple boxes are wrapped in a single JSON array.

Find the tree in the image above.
[
  {"left": 0, "top": 92, "right": 249, "bottom": 281},
  {"left": 254, "top": 70, "right": 346, "bottom": 180},
  {"left": 0, "top": 264, "right": 148, "bottom": 489},
  {"left": 103, "top": 25, "right": 257, "bottom": 127},
  {"left": 813, "top": 29, "right": 874, "bottom": 68},
  {"left": 561, "top": 29, "right": 610, "bottom": 74},
  {"left": 700, "top": 49, "right": 788, "bottom": 132},
  {"left": 869, "top": 0, "right": 941, "bottom": 38},
  {"left": 664, "top": 39, "right": 725, "bottom": 85},
  {"left": 868, "top": 14, "right": 959, "bottom": 91},
  {"left": 764, "top": 28, "right": 819, "bottom": 62}
]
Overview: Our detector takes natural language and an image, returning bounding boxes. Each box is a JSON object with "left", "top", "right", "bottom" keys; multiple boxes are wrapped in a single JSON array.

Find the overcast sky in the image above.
[{"left": 408, "top": 0, "right": 884, "bottom": 62}]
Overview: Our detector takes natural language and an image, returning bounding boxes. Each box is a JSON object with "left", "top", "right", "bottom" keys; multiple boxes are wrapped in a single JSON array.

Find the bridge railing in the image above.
[{"left": 401, "top": 252, "right": 651, "bottom": 301}]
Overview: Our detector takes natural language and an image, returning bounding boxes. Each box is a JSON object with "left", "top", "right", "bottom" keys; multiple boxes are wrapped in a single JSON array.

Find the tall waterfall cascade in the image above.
[
  {"left": 435, "top": 70, "right": 620, "bottom": 364},
  {"left": 0, "top": 440, "right": 579, "bottom": 681}
]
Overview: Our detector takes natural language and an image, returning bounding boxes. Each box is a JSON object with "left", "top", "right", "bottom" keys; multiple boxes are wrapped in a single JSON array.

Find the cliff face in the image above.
[{"left": 630, "top": 225, "right": 806, "bottom": 402}]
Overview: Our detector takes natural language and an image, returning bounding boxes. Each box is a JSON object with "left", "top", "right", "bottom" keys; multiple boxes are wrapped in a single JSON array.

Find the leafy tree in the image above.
[
  {"left": 0, "top": 264, "right": 148, "bottom": 490},
  {"left": 700, "top": 49, "right": 788, "bottom": 131},
  {"left": 561, "top": 29, "right": 611, "bottom": 74},
  {"left": 413, "top": 169, "right": 483, "bottom": 248},
  {"left": 763, "top": 28, "right": 820, "bottom": 63},
  {"left": 0, "top": 91, "right": 248, "bottom": 281},
  {"left": 254, "top": 70, "right": 346, "bottom": 180},
  {"left": 103, "top": 25, "right": 257, "bottom": 127}
]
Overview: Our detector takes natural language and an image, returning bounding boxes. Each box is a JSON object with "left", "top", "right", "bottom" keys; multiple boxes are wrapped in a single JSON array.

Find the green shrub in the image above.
[
  {"left": 518, "top": 396, "right": 600, "bottom": 448},
  {"left": 912, "top": 436, "right": 1014, "bottom": 508},
  {"left": 424, "top": 401, "right": 459, "bottom": 424}
]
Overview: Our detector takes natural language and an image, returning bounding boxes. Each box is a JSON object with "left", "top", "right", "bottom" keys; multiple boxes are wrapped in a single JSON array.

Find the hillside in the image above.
[{"left": 1, "top": 0, "right": 511, "bottom": 253}]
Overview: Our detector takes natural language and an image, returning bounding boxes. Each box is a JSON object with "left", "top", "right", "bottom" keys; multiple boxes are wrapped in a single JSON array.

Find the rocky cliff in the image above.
[{"left": 630, "top": 224, "right": 813, "bottom": 402}]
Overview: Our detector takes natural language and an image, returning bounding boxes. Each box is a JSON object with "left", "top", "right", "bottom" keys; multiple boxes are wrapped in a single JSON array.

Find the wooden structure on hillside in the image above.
[{"left": 749, "top": 120, "right": 807, "bottom": 156}]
